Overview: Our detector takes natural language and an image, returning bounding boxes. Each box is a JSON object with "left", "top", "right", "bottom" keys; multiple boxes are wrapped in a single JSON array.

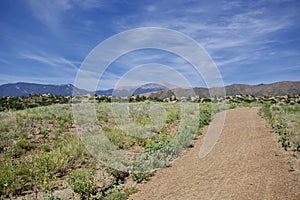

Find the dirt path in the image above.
[{"left": 129, "top": 107, "right": 300, "bottom": 200}]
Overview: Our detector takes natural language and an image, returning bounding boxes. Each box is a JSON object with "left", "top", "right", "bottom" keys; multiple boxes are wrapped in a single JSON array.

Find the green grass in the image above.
[
  {"left": 0, "top": 134, "right": 94, "bottom": 198},
  {"left": 102, "top": 126, "right": 141, "bottom": 150}
]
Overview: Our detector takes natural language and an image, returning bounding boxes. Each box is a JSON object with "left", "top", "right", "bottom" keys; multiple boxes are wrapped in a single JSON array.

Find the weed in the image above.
[
  {"left": 278, "top": 134, "right": 291, "bottom": 150},
  {"left": 294, "top": 141, "right": 300, "bottom": 152},
  {"left": 260, "top": 103, "right": 300, "bottom": 152},
  {"left": 130, "top": 172, "right": 150, "bottom": 183},
  {"left": 145, "top": 135, "right": 172, "bottom": 154},
  {"left": 16, "top": 139, "right": 32, "bottom": 150},
  {"left": 166, "top": 109, "right": 180, "bottom": 124},
  {"left": 103, "top": 127, "right": 135, "bottom": 149},
  {"left": 228, "top": 104, "right": 237, "bottom": 109},
  {"left": 67, "top": 168, "right": 94, "bottom": 198},
  {"left": 41, "top": 144, "right": 51, "bottom": 152},
  {"left": 103, "top": 185, "right": 137, "bottom": 200},
  {"left": 105, "top": 167, "right": 129, "bottom": 182}
]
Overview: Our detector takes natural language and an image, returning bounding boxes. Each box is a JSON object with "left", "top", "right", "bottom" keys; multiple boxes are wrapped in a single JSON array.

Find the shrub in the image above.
[
  {"left": 130, "top": 172, "right": 150, "bottom": 183},
  {"left": 67, "top": 168, "right": 94, "bottom": 198},
  {"left": 16, "top": 139, "right": 31, "bottom": 150},
  {"left": 145, "top": 135, "right": 172, "bottom": 154}
]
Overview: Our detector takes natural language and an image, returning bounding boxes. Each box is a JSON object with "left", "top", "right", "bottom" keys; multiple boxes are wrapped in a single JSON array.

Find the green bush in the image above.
[
  {"left": 145, "top": 135, "right": 172, "bottom": 154},
  {"left": 67, "top": 168, "right": 94, "bottom": 198},
  {"left": 130, "top": 172, "right": 150, "bottom": 183},
  {"left": 16, "top": 139, "right": 30, "bottom": 150}
]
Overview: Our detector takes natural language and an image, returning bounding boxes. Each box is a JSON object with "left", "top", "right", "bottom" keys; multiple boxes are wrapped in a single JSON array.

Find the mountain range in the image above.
[
  {"left": 0, "top": 82, "right": 87, "bottom": 97},
  {"left": 0, "top": 81, "right": 299, "bottom": 97},
  {"left": 147, "top": 81, "right": 300, "bottom": 99},
  {"left": 0, "top": 82, "right": 170, "bottom": 97}
]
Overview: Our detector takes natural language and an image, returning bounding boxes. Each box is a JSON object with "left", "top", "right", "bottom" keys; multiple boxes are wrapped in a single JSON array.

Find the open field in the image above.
[
  {"left": 0, "top": 100, "right": 219, "bottom": 199},
  {"left": 0, "top": 96, "right": 299, "bottom": 199}
]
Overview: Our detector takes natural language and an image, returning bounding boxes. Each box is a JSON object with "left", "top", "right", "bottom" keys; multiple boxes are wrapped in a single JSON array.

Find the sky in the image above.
[{"left": 0, "top": 0, "right": 299, "bottom": 90}]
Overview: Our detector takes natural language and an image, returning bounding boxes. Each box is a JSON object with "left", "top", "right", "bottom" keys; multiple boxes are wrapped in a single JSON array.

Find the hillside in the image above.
[{"left": 148, "top": 81, "right": 300, "bottom": 99}]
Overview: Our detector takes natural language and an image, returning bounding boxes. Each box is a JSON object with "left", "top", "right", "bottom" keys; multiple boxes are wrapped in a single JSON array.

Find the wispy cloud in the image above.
[
  {"left": 0, "top": 58, "right": 12, "bottom": 65},
  {"left": 113, "top": 0, "right": 298, "bottom": 69},
  {"left": 28, "top": 0, "right": 70, "bottom": 31},
  {"left": 20, "top": 52, "right": 79, "bottom": 71},
  {"left": 0, "top": 73, "right": 75, "bottom": 85},
  {"left": 27, "top": 0, "right": 104, "bottom": 32}
]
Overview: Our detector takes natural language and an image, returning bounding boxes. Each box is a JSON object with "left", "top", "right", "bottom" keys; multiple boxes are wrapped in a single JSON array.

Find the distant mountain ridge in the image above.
[
  {"left": 0, "top": 81, "right": 299, "bottom": 97},
  {"left": 101, "top": 83, "right": 170, "bottom": 96},
  {"left": 148, "top": 81, "right": 300, "bottom": 99},
  {"left": 0, "top": 82, "right": 89, "bottom": 97},
  {"left": 0, "top": 82, "right": 170, "bottom": 97}
]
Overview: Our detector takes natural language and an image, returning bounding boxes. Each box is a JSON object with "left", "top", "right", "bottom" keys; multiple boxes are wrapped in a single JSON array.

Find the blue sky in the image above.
[{"left": 0, "top": 0, "right": 299, "bottom": 89}]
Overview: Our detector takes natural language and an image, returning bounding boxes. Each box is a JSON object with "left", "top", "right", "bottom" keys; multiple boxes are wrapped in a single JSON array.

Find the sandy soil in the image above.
[{"left": 129, "top": 107, "right": 300, "bottom": 200}]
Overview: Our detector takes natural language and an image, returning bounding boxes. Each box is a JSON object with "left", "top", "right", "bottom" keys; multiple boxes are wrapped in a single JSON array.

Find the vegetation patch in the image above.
[{"left": 259, "top": 103, "right": 300, "bottom": 152}]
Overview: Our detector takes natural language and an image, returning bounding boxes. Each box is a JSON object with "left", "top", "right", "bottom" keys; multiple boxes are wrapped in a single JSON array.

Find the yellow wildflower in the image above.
[
  {"left": 159, "top": 131, "right": 164, "bottom": 137},
  {"left": 43, "top": 177, "right": 47, "bottom": 185},
  {"left": 274, "top": 118, "right": 279, "bottom": 123},
  {"left": 147, "top": 137, "right": 152, "bottom": 142}
]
